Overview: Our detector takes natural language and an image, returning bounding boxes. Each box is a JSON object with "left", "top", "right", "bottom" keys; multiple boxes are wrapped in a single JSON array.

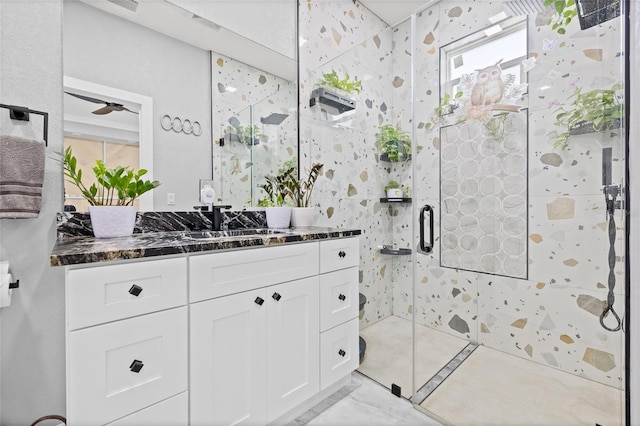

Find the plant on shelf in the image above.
[
  {"left": 318, "top": 69, "right": 362, "bottom": 95},
  {"left": 62, "top": 146, "right": 159, "bottom": 206},
  {"left": 284, "top": 163, "right": 324, "bottom": 208},
  {"left": 425, "top": 91, "right": 463, "bottom": 130},
  {"left": 543, "top": 0, "right": 578, "bottom": 35},
  {"left": 378, "top": 124, "right": 411, "bottom": 162},
  {"left": 549, "top": 83, "right": 623, "bottom": 149},
  {"left": 383, "top": 180, "right": 403, "bottom": 199},
  {"left": 226, "top": 124, "right": 260, "bottom": 145}
]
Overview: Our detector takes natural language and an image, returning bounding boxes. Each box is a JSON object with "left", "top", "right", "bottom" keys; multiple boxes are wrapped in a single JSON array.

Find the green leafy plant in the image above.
[
  {"left": 283, "top": 163, "right": 324, "bottom": 207},
  {"left": 319, "top": 69, "right": 362, "bottom": 94},
  {"left": 383, "top": 180, "right": 400, "bottom": 192},
  {"left": 226, "top": 124, "right": 260, "bottom": 145},
  {"left": 549, "top": 83, "right": 624, "bottom": 149},
  {"left": 378, "top": 124, "right": 412, "bottom": 162},
  {"left": 425, "top": 91, "right": 463, "bottom": 130},
  {"left": 258, "top": 167, "right": 296, "bottom": 207},
  {"left": 61, "top": 146, "right": 160, "bottom": 206},
  {"left": 544, "top": 0, "right": 578, "bottom": 35}
]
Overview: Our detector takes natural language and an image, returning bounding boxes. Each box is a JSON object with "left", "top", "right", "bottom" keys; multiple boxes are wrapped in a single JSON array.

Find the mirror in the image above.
[{"left": 62, "top": 0, "right": 297, "bottom": 211}]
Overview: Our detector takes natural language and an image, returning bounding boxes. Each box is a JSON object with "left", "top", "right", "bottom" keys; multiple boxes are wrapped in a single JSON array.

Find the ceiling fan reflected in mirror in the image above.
[{"left": 64, "top": 91, "right": 139, "bottom": 115}]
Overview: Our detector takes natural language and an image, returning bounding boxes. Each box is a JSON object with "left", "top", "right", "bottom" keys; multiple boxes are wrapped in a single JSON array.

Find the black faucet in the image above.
[{"left": 195, "top": 205, "right": 232, "bottom": 231}]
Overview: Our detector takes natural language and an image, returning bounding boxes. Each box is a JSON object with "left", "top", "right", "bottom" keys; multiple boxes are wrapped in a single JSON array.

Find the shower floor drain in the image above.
[{"left": 413, "top": 343, "right": 479, "bottom": 405}]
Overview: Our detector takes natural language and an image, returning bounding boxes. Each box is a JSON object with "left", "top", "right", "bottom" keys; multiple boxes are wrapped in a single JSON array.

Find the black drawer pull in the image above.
[
  {"left": 338, "top": 349, "right": 346, "bottom": 357},
  {"left": 272, "top": 292, "right": 282, "bottom": 301},
  {"left": 129, "top": 359, "right": 144, "bottom": 373},
  {"left": 338, "top": 251, "right": 346, "bottom": 258},
  {"left": 255, "top": 297, "right": 264, "bottom": 306},
  {"left": 338, "top": 294, "right": 346, "bottom": 301},
  {"left": 128, "top": 284, "right": 143, "bottom": 297}
]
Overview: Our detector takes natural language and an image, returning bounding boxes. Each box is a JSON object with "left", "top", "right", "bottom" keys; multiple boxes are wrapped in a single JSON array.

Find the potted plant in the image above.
[
  {"left": 284, "top": 163, "right": 324, "bottom": 227},
  {"left": 318, "top": 69, "right": 362, "bottom": 95},
  {"left": 549, "top": 83, "right": 623, "bottom": 149},
  {"left": 61, "top": 147, "right": 160, "bottom": 238},
  {"left": 384, "top": 180, "right": 403, "bottom": 199},
  {"left": 378, "top": 124, "right": 412, "bottom": 162},
  {"left": 258, "top": 167, "right": 295, "bottom": 228}
]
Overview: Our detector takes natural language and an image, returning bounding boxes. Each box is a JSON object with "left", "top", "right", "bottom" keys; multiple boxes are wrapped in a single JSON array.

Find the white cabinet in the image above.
[
  {"left": 66, "top": 237, "right": 358, "bottom": 426},
  {"left": 189, "top": 253, "right": 319, "bottom": 425}
]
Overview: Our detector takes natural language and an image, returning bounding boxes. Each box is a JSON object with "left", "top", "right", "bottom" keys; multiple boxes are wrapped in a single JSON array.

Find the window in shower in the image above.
[{"left": 438, "top": 17, "right": 529, "bottom": 279}]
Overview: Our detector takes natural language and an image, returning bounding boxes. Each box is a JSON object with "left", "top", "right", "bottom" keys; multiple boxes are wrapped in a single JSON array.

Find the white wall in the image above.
[
  {"left": 0, "top": 1, "right": 66, "bottom": 424},
  {"left": 63, "top": 1, "right": 212, "bottom": 211}
]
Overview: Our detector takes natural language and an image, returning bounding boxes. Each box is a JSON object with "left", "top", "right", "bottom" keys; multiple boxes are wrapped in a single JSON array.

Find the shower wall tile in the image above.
[
  {"left": 528, "top": 194, "right": 625, "bottom": 294},
  {"left": 477, "top": 275, "right": 624, "bottom": 388}
]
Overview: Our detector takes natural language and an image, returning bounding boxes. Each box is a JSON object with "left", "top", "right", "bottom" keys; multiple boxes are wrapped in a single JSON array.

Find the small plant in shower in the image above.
[
  {"left": 225, "top": 124, "right": 261, "bottom": 145},
  {"left": 318, "top": 69, "right": 362, "bottom": 95},
  {"left": 425, "top": 91, "right": 463, "bottom": 130},
  {"left": 543, "top": 0, "right": 578, "bottom": 35},
  {"left": 549, "top": 82, "right": 623, "bottom": 149},
  {"left": 378, "top": 124, "right": 412, "bottom": 162},
  {"left": 383, "top": 180, "right": 403, "bottom": 199}
]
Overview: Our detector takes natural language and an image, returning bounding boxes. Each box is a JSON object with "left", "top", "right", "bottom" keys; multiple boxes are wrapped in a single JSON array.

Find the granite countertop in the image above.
[{"left": 50, "top": 227, "right": 362, "bottom": 267}]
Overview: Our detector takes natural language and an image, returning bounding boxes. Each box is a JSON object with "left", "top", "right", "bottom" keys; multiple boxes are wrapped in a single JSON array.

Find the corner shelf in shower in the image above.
[
  {"left": 309, "top": 87, "right": 355, "bottom": 114},
  {"left": 380, "top": 197, "right": 412, "bottom": 203},
  {"left": 380, "top": 246, "right": 412, "bottom": 256}
]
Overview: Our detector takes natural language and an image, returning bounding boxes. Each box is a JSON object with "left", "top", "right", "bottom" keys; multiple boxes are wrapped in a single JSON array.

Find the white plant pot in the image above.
[
  {"left": 386, "top": 188, "right": 403, "bottom": 199},
  {"left": 265, "top": 206, "right": 291, "bottom": 229},
  {"left": 88, "top": 205, "right": 137, "bottom": 238},
  {"left": 290, "top": 207, "right": 316, "bottom": 227}
]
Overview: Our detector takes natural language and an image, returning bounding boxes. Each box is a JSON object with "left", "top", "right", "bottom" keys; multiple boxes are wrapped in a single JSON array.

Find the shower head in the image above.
[
  {"left": 502, "top": 0, "right": 547, "bottom": 16},
  {"left": 260, "top": 113, "right": 289, "bottom": 125}
]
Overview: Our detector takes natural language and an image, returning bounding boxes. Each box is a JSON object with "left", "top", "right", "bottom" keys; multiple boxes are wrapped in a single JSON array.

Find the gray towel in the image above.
[{"left": 0, "top": 135, "right": 45, "bottom": 218}]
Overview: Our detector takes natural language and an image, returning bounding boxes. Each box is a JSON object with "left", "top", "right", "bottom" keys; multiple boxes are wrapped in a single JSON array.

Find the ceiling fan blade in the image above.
[
  {"left": 92, "top": 105, "right": 116, "bottom": 115},
  {"left": 64, "top": 91, "right": 108, "bottom": 104},
  {"left": 121, "top": 106, "right": 139, "bottom": 115}
]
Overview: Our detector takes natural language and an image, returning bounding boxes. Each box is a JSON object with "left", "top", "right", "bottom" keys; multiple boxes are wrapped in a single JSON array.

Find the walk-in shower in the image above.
[{"left": 300, "top": 0, "right": 628, "bottom": 424}]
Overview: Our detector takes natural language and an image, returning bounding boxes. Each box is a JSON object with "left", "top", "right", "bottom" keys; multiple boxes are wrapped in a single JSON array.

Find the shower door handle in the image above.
[{"left": 419, "top": 204, "right": 434, "bottom": 254}]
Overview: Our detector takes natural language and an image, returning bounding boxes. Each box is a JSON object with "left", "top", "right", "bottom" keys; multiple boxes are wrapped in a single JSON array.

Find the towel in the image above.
[{"left": 0, "top": 135, "right": 45, "bottom": 218}]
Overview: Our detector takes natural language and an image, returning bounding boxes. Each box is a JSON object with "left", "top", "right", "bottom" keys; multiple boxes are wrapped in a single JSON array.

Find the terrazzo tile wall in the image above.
[
  {"left": 211, "top": 53, "right": 297, "bottom": 209},
  {"left": 411, "top": 1, "right": 625, "bottom": 388},
  {"left": 300, "top": 0, "right": 626, "bottom": 388}
]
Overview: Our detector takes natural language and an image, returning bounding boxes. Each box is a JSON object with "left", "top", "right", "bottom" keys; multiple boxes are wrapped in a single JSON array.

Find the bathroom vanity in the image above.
[{"left": 51, "top": 227, "right": 361, "bottom": 426}]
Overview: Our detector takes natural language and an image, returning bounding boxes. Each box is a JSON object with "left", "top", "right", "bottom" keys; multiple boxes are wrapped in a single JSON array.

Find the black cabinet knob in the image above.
[
  {"left": 128, "top": 284, "right": 143, "bottom": 297},
  {"left": 338, "top": 349, "right": 346, "bottom": 357},
  {"left": 338, "top": 251, "right": 346, "bottom": 258},
  {"left": 338, "top": 294, "right": 346, "bottom": 301},
  {"left": 255, "top": 296, "right": 264, "bottom": 306},
  {"left": 272, "top": 292, "right": 282, "bottom": 301},
  {"left": 129, "top": 359, "right": 144, "bottom": 373}
]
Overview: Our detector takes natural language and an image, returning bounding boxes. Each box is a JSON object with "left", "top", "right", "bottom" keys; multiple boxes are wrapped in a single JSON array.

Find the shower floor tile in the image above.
[
  {"left": 357, "top": 315, "right": 469, "bottom": 398},
  {"left": 420, "top": 345, "right": 624, "bottom": 425}
]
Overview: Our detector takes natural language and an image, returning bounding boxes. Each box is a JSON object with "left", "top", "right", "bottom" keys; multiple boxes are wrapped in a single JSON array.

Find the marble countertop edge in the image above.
[{"left": 50, "top": 227, "right": 362, "bottom": 267}]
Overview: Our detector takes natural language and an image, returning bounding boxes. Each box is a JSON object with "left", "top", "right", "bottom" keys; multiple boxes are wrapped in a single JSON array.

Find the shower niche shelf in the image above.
[
  {"left": 380, "top": 197, "right": 411, "bottom": 203},
  {"left": 309, "top": 87, "right": 355, "bottom": 115},
  {"left": 380, "top": 246, "right": 411, "bottom": 256}
]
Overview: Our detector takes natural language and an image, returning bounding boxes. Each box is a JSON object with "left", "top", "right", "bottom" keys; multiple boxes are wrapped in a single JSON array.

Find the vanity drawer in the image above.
[
  {"left": 319, "top": 267, "right": 359, "bottom": 332},
  {"left": 320, "top": 318, "right": 359, "bottom": 391},
  {"left": 319, "top": 237, "right": 359, "bottom": 274},
  {"left": 67, "top": 307, "right": 188, "bottom": 426},
  {"left": 105, "top": 392, "right": 188, "bottom": 426},
  {"left": 67, "top": 257, "right": 187, "bottom": 330},
  {"left": 189, "top": 242, "right": 319, "bottom": 302}
]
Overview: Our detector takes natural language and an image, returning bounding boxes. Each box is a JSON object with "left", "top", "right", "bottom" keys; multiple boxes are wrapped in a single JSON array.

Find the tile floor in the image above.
[
  {"left": 353, "top": 315, "right": 625, "bottom": 425},
  {"left": 290, "top": 372, "right": 441, "bottom": 426}
]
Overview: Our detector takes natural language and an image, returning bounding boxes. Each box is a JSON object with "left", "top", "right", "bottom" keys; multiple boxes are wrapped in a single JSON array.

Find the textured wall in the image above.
[{"left": 0, "top": 1, "right": 66, "bottom": 424}]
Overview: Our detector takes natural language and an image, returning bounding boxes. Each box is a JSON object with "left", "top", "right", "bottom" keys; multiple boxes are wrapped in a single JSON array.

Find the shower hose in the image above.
[{"left": 600, "top": 189, "right": 622, "bottom": 332}]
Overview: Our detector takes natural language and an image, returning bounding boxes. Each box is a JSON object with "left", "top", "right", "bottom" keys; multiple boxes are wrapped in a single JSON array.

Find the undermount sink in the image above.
[{"left": 183, "top": 228, "right": 285, "bottom": 240}]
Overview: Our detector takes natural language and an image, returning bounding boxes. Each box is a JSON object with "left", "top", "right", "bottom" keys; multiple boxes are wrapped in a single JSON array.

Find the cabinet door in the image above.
[
  {"left": 190, "top": 289, "right": 267, "bottom": 426},
  {"left": 266, "top": 276, "right": 319, "bottom": 423}
]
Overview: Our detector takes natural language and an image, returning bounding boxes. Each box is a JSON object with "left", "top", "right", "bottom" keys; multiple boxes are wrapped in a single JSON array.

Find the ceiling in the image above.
[{"left": 359, "top": 0, "right": 436, "bottom": 26}]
